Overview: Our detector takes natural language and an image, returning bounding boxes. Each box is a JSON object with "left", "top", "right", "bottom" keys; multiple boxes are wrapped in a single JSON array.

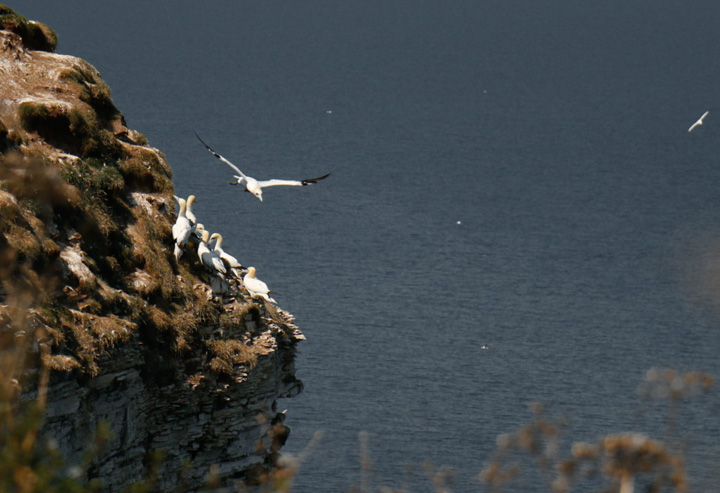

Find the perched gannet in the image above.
[
  {"left": 210, "top": 233, "right": 243, "bottom": 276},
  {"left": 243, "top": 266, "right": 277, "bottom": 303},
  {"left": 174, "top": 195, "right": 197, "bottom": 225},
  {"left": 185, "top": 195, "right": 197, "bottom": 224},
  {"left": 689, "top": 111, "right": 709, "bottom": 132},
  {"left": 172, "top": 198, "right": 193, "bottom": 260},
  {"left": 195, "top": 133, "right": 331, "bottom": 202},
  {"left": 198, "top": 230, "right": 226, "bottom": 275}
]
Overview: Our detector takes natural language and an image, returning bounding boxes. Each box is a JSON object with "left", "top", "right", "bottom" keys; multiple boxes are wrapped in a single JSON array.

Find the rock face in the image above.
[
  {"left": 0, "top": 7, "right": 303, "bottom": 491},
  {"left": 38, "top": 317, "right": 303, "bottom": 491}
]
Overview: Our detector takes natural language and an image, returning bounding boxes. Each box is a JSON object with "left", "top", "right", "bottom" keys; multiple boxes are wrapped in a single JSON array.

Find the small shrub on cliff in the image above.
[{"left": 207, "top": 339, "right": 259, "bottom": 373}]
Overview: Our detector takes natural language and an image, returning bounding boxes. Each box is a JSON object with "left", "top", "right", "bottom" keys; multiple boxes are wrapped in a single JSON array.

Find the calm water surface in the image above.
[{"left": 18, "top": 1, "right": 720, "bottom": 490}]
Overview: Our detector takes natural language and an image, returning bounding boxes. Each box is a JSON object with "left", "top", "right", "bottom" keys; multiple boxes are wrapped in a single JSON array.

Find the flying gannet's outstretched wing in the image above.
[
  {"left": 195, "top": 132, "right": 247, "bottom": 178},
  {"left": 258, "top": 173, "right": 332, "bottom": 188}
]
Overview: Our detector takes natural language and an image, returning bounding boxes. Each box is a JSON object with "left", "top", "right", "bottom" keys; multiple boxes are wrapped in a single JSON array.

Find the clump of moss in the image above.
[
  {"left": 17, "top": 101, "right": 49, "bottom": 128},
  {"left": 18, "top": 102, "right": 106, "bottom": 158},
  {"left": 60, "top": 62, "right": 120, "bottom": 122},
  {"left": 18, "top": 99, "right": 126, "bottom": 161},
  {"left": 0, "top": 5, "right": 57, "bottom": 52},
  {"left": 119, "top": 151, "right": 173, "bottom": 193}
]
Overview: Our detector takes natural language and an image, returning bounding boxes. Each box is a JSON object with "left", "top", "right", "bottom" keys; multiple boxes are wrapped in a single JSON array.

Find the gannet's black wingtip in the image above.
[
  {"left": 301, "top": 172, "right": 332, "bottom": 186},
  {"left": 193, "top": 130, "right": 226, "bottom": 163},
  {"left": 194, "top": 131, "right": 212, "bottom": 150}
]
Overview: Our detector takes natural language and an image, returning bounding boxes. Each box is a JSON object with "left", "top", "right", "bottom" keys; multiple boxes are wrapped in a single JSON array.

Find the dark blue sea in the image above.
[{"left": 19, "top": 1, "right": 720, "bottom": 490}]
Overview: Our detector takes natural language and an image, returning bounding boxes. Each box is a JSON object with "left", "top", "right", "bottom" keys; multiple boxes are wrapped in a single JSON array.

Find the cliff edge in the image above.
[{"left": 0, "top": 6, "right": 303, "bottom": 490}]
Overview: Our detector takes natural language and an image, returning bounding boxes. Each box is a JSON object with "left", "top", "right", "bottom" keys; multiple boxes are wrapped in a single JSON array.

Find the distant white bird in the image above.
[
  {"left": 243, "top": 266, "right": 277, "bottom": 303},
  {"left": 210, "top": 233, "right": 243, "bottom": 277},
  {"left": 172, "top": 198, "right": 193, "bottom": 260},
  {"left": 689, "top": 110, "right": 709, "bottom": 132},
  {"left": 195, "top": 133, "right": 331, "bottom": 202},
  {"left": 198, "top": 230, "right": 226, "bottom": 275}
]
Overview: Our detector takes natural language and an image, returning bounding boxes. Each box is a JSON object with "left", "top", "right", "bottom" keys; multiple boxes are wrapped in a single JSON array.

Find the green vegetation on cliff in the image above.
[{"left": 0, "top": 5, "right": 56, "bottom": 52}]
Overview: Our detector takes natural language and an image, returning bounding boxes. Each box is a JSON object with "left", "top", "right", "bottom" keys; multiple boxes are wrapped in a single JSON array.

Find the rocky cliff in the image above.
[{"left": 0, "top": 6, "right": 303, "bottom": 490}]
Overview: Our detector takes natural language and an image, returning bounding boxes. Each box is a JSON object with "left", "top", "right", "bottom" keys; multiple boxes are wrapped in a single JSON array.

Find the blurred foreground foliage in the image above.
[{"left": 479, "top": 368, "right": 714, "bottom": 493}]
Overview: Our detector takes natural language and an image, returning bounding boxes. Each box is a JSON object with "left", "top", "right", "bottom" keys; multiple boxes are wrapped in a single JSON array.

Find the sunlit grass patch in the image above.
[{"left": 207, "top": 339, "right": 259, "bottom": 374}]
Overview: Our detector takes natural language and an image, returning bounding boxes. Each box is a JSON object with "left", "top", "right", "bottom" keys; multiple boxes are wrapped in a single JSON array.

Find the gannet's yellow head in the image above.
[
  {"left": 247, "top": 188, "right": 263, "bottom": 201},
  {"left": 245, "top": 180, "right": 263, "bottom": 201},
  {"left": 201, "top": 230, "right": 210, "bottom": 243},
  {"left": 247, "top": 266, "right": 256, "bottom": 278}
]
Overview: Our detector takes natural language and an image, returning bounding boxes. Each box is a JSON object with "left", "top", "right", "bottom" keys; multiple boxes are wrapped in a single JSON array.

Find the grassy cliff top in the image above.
[{"left": 0, "top": 5, "right": 302, "bottom": 385}]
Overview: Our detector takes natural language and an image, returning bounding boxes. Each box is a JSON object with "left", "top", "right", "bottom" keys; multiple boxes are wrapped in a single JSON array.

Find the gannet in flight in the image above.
[
  {"left": 243, "top": 266, "right": 277, "bottom": 303},
  {"left": 195, "top": 133, "right": 331, "bottom": 201},
  {"left": 172, "top": 198, "right": 193, "bottom": 260},
  {"left": 689, "top": 111, "right": 709, "bottom": 132}
]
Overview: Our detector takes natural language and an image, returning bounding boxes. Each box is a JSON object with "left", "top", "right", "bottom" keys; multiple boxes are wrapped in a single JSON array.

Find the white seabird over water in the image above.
[
  {"left": 195, "top": 133, "right": 331, "bottom": 201},
  {"left": 689, "top": 110, "right": 709, "bottom": 132}
]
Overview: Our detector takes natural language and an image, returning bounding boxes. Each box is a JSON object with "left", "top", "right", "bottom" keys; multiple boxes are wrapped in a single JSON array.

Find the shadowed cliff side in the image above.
[{"left": 0, "top": 6, "right": 303, "bottom": 490}]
